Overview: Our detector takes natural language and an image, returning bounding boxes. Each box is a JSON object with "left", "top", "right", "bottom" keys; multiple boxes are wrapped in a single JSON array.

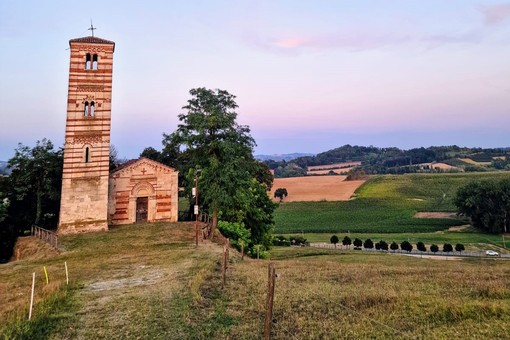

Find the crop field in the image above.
[
  {"left": 274, "top": 172, "right": 510, "bottom": 234},
  {"left": 271, "top": 176, "right": 365, "bottom": 202}
]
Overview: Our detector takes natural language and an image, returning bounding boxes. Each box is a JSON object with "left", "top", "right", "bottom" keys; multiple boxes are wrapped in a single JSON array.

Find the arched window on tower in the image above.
[
  {"left": 85, "top": 53, "right": 91, "bottom": 70},
  {"left": 85, "top": 147, "right": 90, "bottom": 163},
  {"left": 92, "top": 54, "right": 98, "bottom": 70},
  {"left": 90, "top": 101, "right": 95, "bottom": 116},
  {"left": 84, "top": 101, "right": 89, "bottom": 116}
]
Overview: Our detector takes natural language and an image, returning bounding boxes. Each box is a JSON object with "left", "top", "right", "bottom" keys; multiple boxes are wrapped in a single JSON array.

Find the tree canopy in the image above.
[
  {"left": 454, "top": 178, "right": 510, "bottom": 233},
  {"left": 165, "top": 88, "right": 275, "bottom": 247}
]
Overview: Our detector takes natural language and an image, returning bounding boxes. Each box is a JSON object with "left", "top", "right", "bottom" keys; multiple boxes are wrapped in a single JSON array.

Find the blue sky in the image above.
[{"left": 1, "top": 0, "right": 509, "bottom": 160}]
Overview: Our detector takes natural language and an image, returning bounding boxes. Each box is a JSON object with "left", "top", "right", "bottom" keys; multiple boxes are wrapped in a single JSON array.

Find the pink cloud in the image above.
[{"left": 480, "top": 3, "right": 510, "bottom": 25}]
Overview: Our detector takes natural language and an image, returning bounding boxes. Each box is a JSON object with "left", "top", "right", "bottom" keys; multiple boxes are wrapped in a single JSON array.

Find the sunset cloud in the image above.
[{"left": 480, "top": 3, "right": 510, "bottom": 25}]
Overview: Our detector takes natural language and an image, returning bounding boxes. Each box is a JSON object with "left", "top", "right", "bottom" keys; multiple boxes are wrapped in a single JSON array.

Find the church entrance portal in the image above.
[{"left": 136, "top": 197, "right": 148, "bottom": 223}]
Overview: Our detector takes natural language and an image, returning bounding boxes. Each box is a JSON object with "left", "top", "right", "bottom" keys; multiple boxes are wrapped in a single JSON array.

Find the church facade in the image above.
[
  {"left": 108, "top": 158, "right": 178, "bottom": 225},
  {"left": 58, "top": 34, "right": 178, "bottom": 234}
]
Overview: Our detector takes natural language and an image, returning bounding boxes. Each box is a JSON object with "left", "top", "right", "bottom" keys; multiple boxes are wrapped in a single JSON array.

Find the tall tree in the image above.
[
  {"left": 167, "top": 88, "right": 274, "bottom": 243},
  {"left": 454, "top": 179, "right": 510, "bottom": 233},
  {"left": 8, "top": 139, "right": 63, "bottom": 228}
]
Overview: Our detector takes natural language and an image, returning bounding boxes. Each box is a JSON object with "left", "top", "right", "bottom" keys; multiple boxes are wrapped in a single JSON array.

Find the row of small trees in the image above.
[{"left": 330, "top": 235, "right": 465, "bottom": 253}]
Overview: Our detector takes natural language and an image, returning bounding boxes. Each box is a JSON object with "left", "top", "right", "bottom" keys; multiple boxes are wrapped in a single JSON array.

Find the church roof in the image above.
[
  {"left": 110, "top": 157, "right": 178, "bottom": 176},
  {"left": 69, "top": 36, "right": 115, "bottom": 51}
]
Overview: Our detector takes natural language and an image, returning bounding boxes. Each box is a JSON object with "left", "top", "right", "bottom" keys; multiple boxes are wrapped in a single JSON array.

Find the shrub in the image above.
[
  {"left": 455, "top": 243, "right": 465, "bottom": 253},
  {"left": 218, "top": 221, "right": 250, "bottom": 251},
  {"left": 379, "top": 240, "right": 389, "bottom": 251},
  {"left": 289, "top": 235, "right": 308, "bottom": 246},
  {"left": 443, "top": 243, "right": 453, "bottom": 253},
  {"left": 342, "top": 236, "right": 352, "bottom": 248},
  {"left": 272, "top": 235, "right": 291, "bottom": 247},
  {"left": 401, "top": 240, "right": 413, "bottom": 252},
  {"left": 249, "top": 245, "right": 269, "bottom": 259},
  {"left": 363, "top": 238, "right": 374, "bottom": 249},
  {"left": 430, "top": 244, "right": 439, "bottom": 253},
  {"left": 416, "top": 241, "right": 426, "bottom": 252},
  {"left": 330, "top": 235, "right": 339, "bottom": 248}
]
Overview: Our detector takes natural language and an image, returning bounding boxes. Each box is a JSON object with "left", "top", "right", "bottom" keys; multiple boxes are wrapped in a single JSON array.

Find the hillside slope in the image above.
[{"left": 0, "top": 223, "right": 229, "bottom": 339}]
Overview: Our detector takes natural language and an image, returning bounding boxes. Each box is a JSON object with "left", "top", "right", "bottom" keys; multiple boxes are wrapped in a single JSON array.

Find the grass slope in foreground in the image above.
[
  {"left": 274, "top": 172, "right": 510, "bottom": 234},
  {"left": 2, "top": 223, "right": 510, "bottom": 339}
]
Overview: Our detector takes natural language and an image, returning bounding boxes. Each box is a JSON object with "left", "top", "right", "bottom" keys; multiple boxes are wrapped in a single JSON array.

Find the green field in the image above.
[{"left": 274, "top": 172, "right": 510, "bottom": 234}]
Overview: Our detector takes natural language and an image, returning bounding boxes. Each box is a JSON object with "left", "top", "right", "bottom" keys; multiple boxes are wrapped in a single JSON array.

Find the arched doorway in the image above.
[{"left": 131, "top": 182, "right": 155, "bottom": 224}]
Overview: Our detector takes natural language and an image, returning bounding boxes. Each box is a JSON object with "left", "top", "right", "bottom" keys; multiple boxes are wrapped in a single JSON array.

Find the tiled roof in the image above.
[{"left": 69, "top": 36, "right": 115, "bottom": 50}]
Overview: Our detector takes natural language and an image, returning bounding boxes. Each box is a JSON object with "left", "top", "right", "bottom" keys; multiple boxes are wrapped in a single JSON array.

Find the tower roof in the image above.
[{"left": 69, "top": 36, "right": 115, "bottom": 51}]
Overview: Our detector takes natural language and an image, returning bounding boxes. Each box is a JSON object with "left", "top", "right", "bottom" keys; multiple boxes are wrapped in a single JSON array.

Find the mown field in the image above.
[{"left": 274, "top": 172, "right": 510, "bottom": 234}]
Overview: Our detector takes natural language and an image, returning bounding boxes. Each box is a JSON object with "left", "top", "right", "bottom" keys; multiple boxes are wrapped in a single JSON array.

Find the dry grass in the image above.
[
  {"left": 0, "top": 222, "right": 226, "bottom": 339},
  {"left": 225, "top": 248, "right": 510, "bottom": 339},
  {"left": 271, "top": 176, "right": 365, "bottom": 202},
  {"left": 3, "top": 223, "right": 510, "bottom": 339}
]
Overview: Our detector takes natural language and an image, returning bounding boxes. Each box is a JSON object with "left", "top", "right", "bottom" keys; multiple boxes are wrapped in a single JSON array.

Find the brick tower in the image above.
[{"left": 58, "top": 34, "right": 115, "bottom": 234}]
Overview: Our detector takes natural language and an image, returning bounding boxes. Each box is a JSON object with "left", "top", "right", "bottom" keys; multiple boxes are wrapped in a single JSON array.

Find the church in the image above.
[{"left": 58, "top": 33, "right": 178, "bottom": 234}]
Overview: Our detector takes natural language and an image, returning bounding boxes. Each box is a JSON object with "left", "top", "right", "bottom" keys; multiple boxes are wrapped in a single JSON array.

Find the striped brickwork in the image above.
[
  {"left": 108, "top": 158, "right": 179, "bottom": 224},
  {"left": 58, "top": 36, "right": 115, "bottom": 234}
]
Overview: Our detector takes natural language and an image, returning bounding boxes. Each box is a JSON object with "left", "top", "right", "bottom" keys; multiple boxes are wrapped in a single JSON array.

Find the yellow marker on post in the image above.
[{"left": 43, "top": 266, "right": 49, "bottom": 284}]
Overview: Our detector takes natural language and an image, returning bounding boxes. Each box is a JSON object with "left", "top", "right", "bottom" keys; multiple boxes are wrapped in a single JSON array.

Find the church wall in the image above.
[{"left": 108, "top": 159, "right": 178, "bottom": 225}]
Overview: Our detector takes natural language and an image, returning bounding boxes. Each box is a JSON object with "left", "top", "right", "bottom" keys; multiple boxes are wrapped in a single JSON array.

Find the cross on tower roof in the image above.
[{"left": 88, "top": 20, "right": 97, "bottom": 37}]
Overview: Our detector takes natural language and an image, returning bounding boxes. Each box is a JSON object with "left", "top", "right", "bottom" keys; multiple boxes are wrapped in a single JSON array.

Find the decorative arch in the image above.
[{"left": 131, "top": 181, "right": 155, "bottom": 197}]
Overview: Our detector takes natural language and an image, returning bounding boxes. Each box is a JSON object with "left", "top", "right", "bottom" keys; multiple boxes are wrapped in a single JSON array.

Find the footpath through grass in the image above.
[
  {"left": 274, "top": 172, "right": 510, "bottom": 234},
  {"left": 0, "top": 223, "right": 231, "bottom": 339}
]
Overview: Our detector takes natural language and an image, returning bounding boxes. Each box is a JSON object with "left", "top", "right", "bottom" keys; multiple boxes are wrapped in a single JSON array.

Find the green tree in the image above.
[
  {"left": 167, "top": 88, "right": 275, "bottom": 245},
  {"left": 443, "top": 243, "right": 453, "bottom": 253},
  {"left": 455, "top": 243, "right": 465, "bottom": 254},
  {"left": 379, "top": 240, "right": 388, "bottom": 251},
  {"left": 416, "top": 241, "right": 427, "bottom": 252},
  {"left": 274, "top": 188, "right": 288, "bottom": 202},
  {"left": 8, "top": 139, "right": 63, "bottom": 228},
  {"left": 363, "top": 238, "right": 374, "bottom": 249},
  {"left": 390, "top": 241, "right": 399, "bottom": 252},
  {"left": 401, "top": 240, "right": 413, "bottom": 252},
  {"left": 342, "top": 235, "right": 352, "bottom": 249},
  {"left": 353, "top": 238, "right": 362, "bottom": 249},
  {"left": 140, "top": 146, "right": 162, "bottom": 162},
  {"left": 330, "top": 235, "right": 339, "bottom": 248},
  {"left": 430, "top": 244, "right": 439, "bottom": 253},
  {"left": 454, "top": 179, "right": 510, "bottom": 233}
]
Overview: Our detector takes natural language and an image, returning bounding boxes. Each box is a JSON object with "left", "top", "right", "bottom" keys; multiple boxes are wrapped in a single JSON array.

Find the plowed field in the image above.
[{"left": 271, "top": 176, "right": 365, "bottom": 202}]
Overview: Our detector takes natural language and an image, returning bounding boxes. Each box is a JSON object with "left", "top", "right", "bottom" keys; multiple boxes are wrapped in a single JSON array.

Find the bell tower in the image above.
[{"left": 58, "top": 34, "right": 115, "bottom": 234}]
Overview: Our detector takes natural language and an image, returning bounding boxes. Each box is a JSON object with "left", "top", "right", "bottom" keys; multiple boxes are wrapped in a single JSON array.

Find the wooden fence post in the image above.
[
  {"left": 241, "top": 242, "right": 244, "bottom": 260},
  {"left": 28, "top": 272, "right": 35, "bottom": 321},
  {"left": 222, "top": 244, "right": 227, "bottom": 289},
  {"left": 264, "top": 262, "right": 276, "bottom": 340}
]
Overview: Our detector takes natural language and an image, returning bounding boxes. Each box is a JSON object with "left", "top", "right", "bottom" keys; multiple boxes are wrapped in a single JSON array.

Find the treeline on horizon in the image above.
[{"left": 263, "top": 145, "right": 510, "bottom": 178}]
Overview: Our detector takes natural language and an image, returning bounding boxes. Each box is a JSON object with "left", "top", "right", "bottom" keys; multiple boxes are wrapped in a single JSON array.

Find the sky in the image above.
[{"left": 1, "top": 0, "right": 509, "bottom": 161}]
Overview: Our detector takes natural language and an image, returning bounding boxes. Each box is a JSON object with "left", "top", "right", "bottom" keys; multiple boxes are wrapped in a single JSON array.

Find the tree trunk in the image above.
[
  {"left": 35, "top": 183, "right": 42, "bottom": 226},
  {"left": 208, "top": 209, "right": 218, "bottom": 240}
]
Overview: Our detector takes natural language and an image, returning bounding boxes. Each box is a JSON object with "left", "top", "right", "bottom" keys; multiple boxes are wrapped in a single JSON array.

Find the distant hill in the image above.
[
  {"left": 255, "top": 153, "right": 314, "bottom": 162},
  {"left": 263, "top": 145, "right": 510, "bottom": 177}
]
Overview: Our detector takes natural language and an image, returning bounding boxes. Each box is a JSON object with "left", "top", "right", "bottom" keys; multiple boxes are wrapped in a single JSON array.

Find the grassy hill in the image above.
[
  {"left": 274, "top": 172, "right": 510, "bottom": 234},
  {"left": 2, "top": 222, "right": 509, "bottom": 339}
]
